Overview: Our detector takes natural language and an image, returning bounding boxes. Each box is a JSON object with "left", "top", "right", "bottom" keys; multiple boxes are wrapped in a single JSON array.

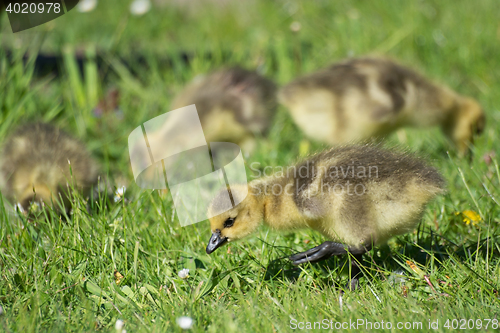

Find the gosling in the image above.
[
  {"left": 171, "top": 66, "right": 277, "bottom": 153},
  {"left": 279, "top": 57, "right": 485, "bottom": 155},
  {"left": 0, "top": 123, "right": 100, "bottom": 212},
  {"left": 206, "top": 144, "right": 445, "bottom": 290}
]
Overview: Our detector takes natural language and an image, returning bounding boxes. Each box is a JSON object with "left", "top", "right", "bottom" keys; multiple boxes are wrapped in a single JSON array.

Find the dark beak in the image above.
[{"left": 206, "top": 230, "right": 228, "bottom": 254}]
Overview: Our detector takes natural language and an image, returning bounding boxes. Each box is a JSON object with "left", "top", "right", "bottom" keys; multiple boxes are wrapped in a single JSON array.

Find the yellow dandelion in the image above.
[
  {"left": 458, "top": 210, "right": 482, "bottom": 226},
  {"left": 114, "top": 270, "right": 124, "bottom": 285}
]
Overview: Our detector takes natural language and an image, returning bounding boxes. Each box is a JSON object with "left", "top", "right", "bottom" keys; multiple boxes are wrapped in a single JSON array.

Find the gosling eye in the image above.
[{"left": 224, "top": 217, "right": 235, "bottom": 228}]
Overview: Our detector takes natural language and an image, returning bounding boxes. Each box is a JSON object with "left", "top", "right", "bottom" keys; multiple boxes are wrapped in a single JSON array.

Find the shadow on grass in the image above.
[{"left": 260, "top": 230, "right": 500, "bottom": 291}]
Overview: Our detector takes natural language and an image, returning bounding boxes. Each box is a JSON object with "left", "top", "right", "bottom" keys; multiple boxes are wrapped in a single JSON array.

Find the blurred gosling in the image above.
[
  {"left": 0, "top": 123, "right": 100, "bottom": 212},
  {"left": 206, "top": 144, "right": 445, "bottom": 290},
  {"left": 279, "top": 57, "right": 485, "bottom": 155},
  {"left": 171, "top": 66, "right": 277, "bottom": 153}
]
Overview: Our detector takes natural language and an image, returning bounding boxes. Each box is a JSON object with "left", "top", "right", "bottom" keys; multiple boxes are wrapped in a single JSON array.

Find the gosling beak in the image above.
[{"left": 206, "top": 230, "right": 228, "bottom": 254}]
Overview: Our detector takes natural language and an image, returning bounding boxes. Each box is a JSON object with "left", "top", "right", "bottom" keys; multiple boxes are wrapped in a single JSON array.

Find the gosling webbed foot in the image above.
[
  {"left": 289, "top": 241, "right": 348, "bottom": 265},
  {"left": 348, "top": 277, "right": 360, "bottom": 291},
  {"left": 290, "top": 242, "right": 371, "bottom": 291}
]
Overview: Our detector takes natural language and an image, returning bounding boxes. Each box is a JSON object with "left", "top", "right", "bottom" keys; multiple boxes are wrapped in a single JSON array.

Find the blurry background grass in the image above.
[{"left": 1, "top": 0, "right": 500, "bottom": 331}]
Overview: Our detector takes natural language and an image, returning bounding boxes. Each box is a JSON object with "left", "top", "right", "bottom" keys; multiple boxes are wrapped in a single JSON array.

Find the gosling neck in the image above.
[
  {"left": 247, "top": 180, "right": 269, "bottom": 221},
  {"left": 247, "top": 177, "right": 306, "bottom": 230}
]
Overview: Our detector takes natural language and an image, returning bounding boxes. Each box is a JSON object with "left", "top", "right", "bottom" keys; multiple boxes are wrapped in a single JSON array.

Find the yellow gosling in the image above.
[
  {"left": 0, "top": 123, "right": 100, "bottom": 212},
  {"left": 279, "top": 57, "right": 485, "bottom": 155},
  {"left": 171, "top": 67, "right": 277, "bottom": 153},
  {"left": 206, "top": 144, "right": 445, "bottom": 290}
]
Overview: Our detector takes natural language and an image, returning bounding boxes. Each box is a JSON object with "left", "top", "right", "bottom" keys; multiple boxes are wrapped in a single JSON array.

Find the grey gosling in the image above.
[
  {"left": 0, "top": 123, "right": 100, "bottom": 212},
  {"left": 279, "top": 57, "right": 485, "bottom": 155},
  {"left": 171, "top": 66, "right": 277, "bottom": 153},
  {"left": 206, "top": 144, "right": 445, "bottom": 290}
]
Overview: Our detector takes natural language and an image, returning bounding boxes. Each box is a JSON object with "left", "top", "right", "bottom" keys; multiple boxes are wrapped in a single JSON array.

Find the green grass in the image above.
[{"left": 1, "top": 0, "right": 500, "bottom": 331}]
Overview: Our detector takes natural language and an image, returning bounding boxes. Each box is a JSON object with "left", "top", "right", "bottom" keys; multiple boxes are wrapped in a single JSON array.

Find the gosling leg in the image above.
[
  {"left": 289, "top": 242, "right": 370, "bottom": 290},
  {"left": 348, "top": 254, "right": 364, "bottom": 291}
]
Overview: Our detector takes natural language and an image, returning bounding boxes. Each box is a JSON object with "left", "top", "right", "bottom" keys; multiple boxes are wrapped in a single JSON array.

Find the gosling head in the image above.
[
  {"left": 206, "top": 185, "right": 263, "bottom": 254},
  {"left": 444, "top": 97, "right": 485, "bottom": 155}
]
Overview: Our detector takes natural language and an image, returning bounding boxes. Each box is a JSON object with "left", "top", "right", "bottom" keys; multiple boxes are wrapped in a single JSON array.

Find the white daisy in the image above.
[
  {"left": 130, "top": 0, "right": 151, "bottom": 16},
  {"left": 178, "top": 268, "right": 189, "bottom": 279},
  {"left": 77, "top": 0, "right": 97, "bottom": 13},
  {"left": 14, "top": 203, "right": 24, "bottom": 213},
  {"left": 176, "top": 316, "right": 193, "bottom": 329},
  {"left": 115, "top": 319, "right": 124, "bottom": 331},
  {"left": 114, "top": 186, "right": 126, "bottom": 202}
]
